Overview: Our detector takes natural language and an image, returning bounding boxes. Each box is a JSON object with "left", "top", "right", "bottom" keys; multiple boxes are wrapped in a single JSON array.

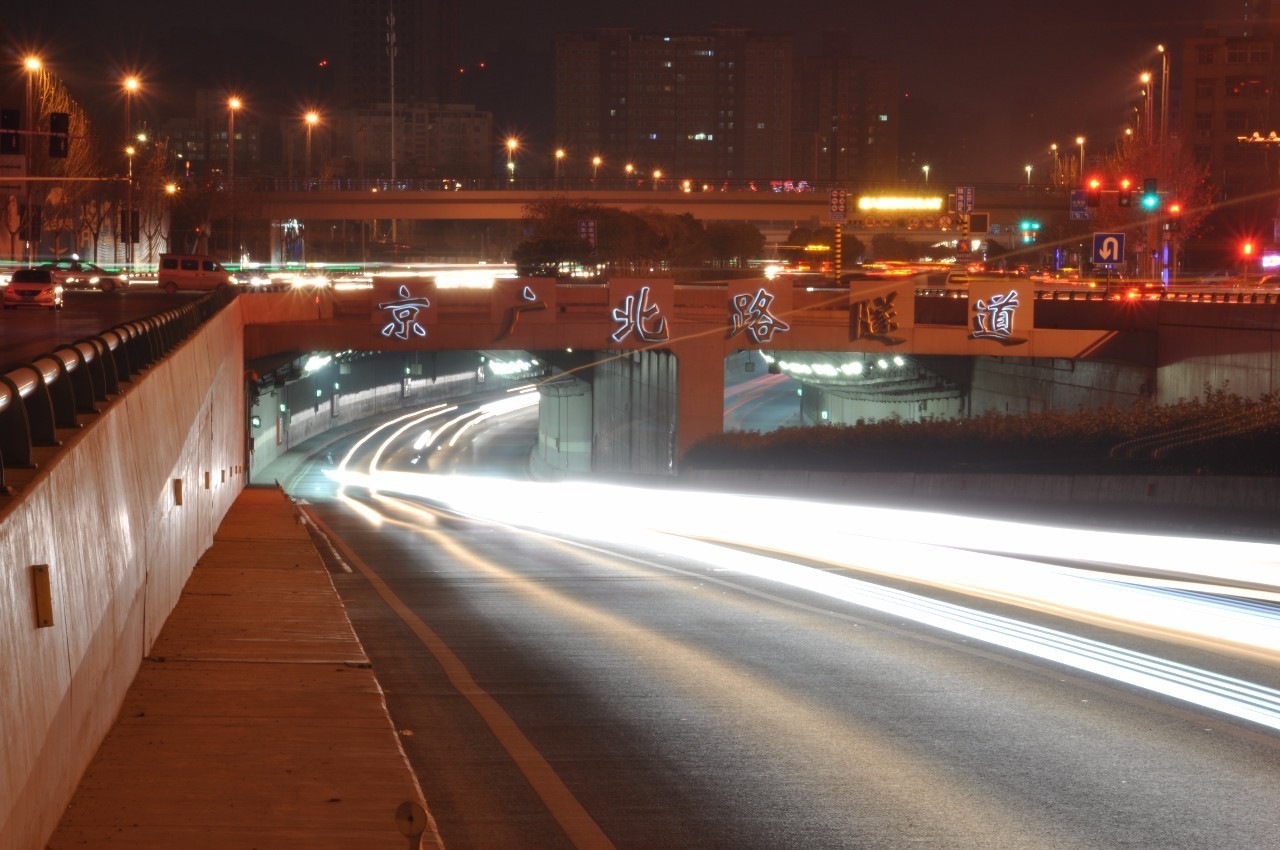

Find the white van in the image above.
[{"left": 157, "top": 254, "right": 235, "bottom": 293}]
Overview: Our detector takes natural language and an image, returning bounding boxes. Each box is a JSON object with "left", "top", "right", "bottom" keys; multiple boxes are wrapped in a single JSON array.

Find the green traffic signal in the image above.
[{"left": 1141, "top": 193, "right": 1159, "bottom": 211}]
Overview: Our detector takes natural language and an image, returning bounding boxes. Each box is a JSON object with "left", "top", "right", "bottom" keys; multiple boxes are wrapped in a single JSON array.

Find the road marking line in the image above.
[{"left": 303, "top": 505, "right": 617, "bottom": 850}]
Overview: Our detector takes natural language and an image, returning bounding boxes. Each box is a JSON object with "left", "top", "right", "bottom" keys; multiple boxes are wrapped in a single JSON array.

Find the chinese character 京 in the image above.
[{"left": 378, "top": 284, "right": 431, "bottom": 340}]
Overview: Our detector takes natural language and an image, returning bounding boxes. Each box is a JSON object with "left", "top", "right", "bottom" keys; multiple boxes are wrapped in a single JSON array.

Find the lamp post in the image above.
[
  {"left": 23, "top": 56, "right": 41, "bottom": 264},
  {"left": 652, "top": 168, "right": 662, "bottom": 190},
  {"left": 228, "top": 96, "right": 241, "bottom": 260},
  {"left": 1025, "top": 164, "right": 1032, "bottom": 186},
  {"left": 123, "top": 76, "right": 140, "bottom": 267},
  {"left": 922, "top": 164, "right": 930, "bottom": 184},
  {"left": 1140, "top": 72, "right": 1153, "bottom": 138},
  {"left": 592, "top": 155, "right": 601, "bottom": 185},
  {"left": 554, "top": 148, "right": 564, "bottom": 184},
  {"left": 1158, "top": 44, "right": 1170, "bottom": 141},
  {"left": 304, "top": 111, "right": 319, "bottom": 181},
  {"left": 1049, "top": 143, "right": 1058, "bottom": 185},
  {"left": 625, "top": 162, "right": 634, "bottom": 188},
  {"left": 1076, "top": 136, "right": 1086, "bottom": 184},
  {"left": 505, "top": 137, "right": 518, "bottom": 184}
]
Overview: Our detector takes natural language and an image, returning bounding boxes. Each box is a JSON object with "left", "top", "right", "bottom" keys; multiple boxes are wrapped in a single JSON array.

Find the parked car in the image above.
[
  {"left": 2, "top": 268, "right": 63, "bottom": 310},
  {"left": 39, "top": 260, "right": 129, "bottom": 292}
]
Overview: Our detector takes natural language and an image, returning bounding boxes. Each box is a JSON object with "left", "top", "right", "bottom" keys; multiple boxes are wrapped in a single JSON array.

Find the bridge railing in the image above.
[{"left": 0, "top": 287, "right": 238, "bottom": 494}]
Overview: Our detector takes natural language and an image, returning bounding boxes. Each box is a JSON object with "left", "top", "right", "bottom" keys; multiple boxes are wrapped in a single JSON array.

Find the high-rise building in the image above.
[
  {"left": 555, "top": 29, "right": 793, "bottom": 181},
  {"left": 334, "top": 0, "right": 459, "bottom": 109},
  {"left": 792, "top": 32, "right": 899, "bottom": 185},
  {"left": 1182, "top": 13, "right": 1280, "bottom": 198}
]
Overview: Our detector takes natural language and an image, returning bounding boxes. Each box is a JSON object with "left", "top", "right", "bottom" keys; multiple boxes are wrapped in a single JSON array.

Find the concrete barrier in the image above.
[{"left": 0, "top": 301, "right": 246, "bottom": 850}]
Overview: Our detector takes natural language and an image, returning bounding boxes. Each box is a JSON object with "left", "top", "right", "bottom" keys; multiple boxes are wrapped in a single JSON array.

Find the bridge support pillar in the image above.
[{"left": 672, "top": 332, "right": 726, "bottom": 465}]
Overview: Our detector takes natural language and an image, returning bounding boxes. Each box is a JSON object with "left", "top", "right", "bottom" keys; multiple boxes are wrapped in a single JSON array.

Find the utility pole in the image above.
[{"left": 388, "top": 6, "right": 398, "bottom": 245}]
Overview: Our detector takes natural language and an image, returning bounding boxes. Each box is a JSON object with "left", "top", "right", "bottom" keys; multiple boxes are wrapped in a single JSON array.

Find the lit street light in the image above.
[
  {"left": 554, "top": 148, "right": 565, "bottom": 182},
  {"left": 506, "top": 137, "right": 518, "bottom": 183},
  {"left": 652, "top": 168, "right": 662, "bottom": 190},
  {"left": 304, "top": 110, "right": 319, "bottom": 180},
  {"left": 123, "top": 76, "right": 140, "bottom": 267},
  {"left": 228, "top": 96, "right": 241, "bottom": 260},
  {"left": 922, "top": 164, "right": 930, "bottom": 184},
  {"left": 23, "top": 56, "right": 41, "bottom": 264},
  {"left": 1076, "top": 136, "right": 1085, "bottom": 185},
  {"left": 592, "top": 155, "right": 602, "bottom": 184},
  {"left": 1140, "top": 71, "right": 1153, "bottom": 137},
  {"left": 1025, "top": 164, "right": 1032, "bottom": 186}
]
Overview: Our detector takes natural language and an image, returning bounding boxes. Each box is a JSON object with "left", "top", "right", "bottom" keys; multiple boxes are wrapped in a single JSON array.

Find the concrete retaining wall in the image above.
[
  {"left": 678, "top": 468, "right": 1280, "bottom": 529},
  {"left": 0, "top": 301, "right": 246, "bottom": 850}
]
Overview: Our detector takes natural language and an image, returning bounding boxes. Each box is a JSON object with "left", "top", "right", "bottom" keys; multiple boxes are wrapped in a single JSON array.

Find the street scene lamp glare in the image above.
[
  {"left": 922, "top": 164, "right": 930, "bottom": 183},
  {"left": 24, "top": 56, "right": 41, "bottom": 72}
]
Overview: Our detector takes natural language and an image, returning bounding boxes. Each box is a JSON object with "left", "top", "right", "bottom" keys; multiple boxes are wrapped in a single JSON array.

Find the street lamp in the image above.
[
  {"left": 1025, "top": 164, "right": 1032, "bottom": 186},
  {"left": 228, "top": 96, "right": 241, "bottom": 260},
  {"left": 1140, "top": 71, "right": 1153, "bottom": 137},
  {"left": 554, "top": 148, "right": 565, "bottom": 182},
  {"left": 592, "top": 155, "right": 602, "bottom": 184},
  {"left": 1076, "top": 136, "right": 1085, "bottom": 184},
  {"left": 23, "top": 56, "right": 41, "bottom": 264},
  {"left": 652, "top": 168, "right": 662, "bottom": 190},
  {"left": 227, "top": 96, "right": 241, "bottom": 184},
  {"left": 304, "top": 110, "right": 319, "bottom": 181},
  {"left": 123, "top": 76, "right": 140, "bottom": 267},
  {"left": 1158, "top": 44, "right": 1170, "bottom": 140},
  {"left": 505, "top": 137, "right": 518, "bottom": 183},
  {"left": 922, "top": 164, "right": 930, "bottom": 184}
]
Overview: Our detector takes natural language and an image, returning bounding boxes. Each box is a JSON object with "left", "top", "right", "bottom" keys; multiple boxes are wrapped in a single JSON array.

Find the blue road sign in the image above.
[
  {"left": 955, "top": 185, "right": 974, "bottom": 214},
  {"left": 1092, "top": 232, "right": 1126, "bottom": 265}
]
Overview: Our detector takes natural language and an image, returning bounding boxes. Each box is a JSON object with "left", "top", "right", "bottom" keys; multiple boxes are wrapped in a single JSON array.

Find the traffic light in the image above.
[
  {"left": 0, "top": 109, "right": 19, "bottom": 155},
  {"left": 1166, "top": 202, "right": 1181, "bottom": 231},
  {"left": 1086, "top": 177, "right": 1101, "bottom": 207},
  {"left": 1141, "top": 177, "right": 1158, "bottom": 211},
  {"left": 48, "top": 112, "right": 69, "bottom": 157},
  {"left": 1019, "top": 220, "right": 1040, "bottom": 243},
  {"left": 1118, "top": 177, "right": 1132, "bottom": 207},
  {"left": 1242, "top": 241, "right": 1255, "bottom": 257}
]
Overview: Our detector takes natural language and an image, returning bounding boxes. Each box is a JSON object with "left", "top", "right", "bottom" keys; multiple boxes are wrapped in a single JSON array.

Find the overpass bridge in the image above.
[
  {"left": 243, "top": 182, "right": 1068, "bottom": 225},
  {"left": 3, "top": 280, "right": 1280, "bottom": 848}
]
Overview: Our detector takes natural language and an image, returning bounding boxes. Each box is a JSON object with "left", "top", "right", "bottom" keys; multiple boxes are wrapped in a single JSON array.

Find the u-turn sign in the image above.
[{"left": 1092, "top": 232, "right": 1126, "bottom": 265}]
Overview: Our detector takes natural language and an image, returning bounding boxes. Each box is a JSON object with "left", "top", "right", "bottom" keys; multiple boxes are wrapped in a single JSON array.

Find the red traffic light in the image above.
[
  {"left": 1088, "top": 177, "right": 1102, "bottom": 190},
  {"left": 1119, "top": 178, "right": 1132, "bottom": 190},
  {"left": 1168, "top": 203, "right": 1181, "bottom": 215},
  {"left": 1242, "top": 241, "right": 1255, "bottom": 256}
]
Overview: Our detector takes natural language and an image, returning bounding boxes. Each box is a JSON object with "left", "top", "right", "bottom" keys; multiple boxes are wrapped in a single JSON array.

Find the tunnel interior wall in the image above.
[
  {"left": 0, "top": 301, "right": 247, "bottom": 850},
  {"left": 247, "top": 351, "right": 491, "bottom": 479}
]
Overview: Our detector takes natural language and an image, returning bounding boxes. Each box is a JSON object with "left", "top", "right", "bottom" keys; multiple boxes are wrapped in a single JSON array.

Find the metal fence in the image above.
[{"left": 0, "top": 287, "right": 238, "bottom": 492}]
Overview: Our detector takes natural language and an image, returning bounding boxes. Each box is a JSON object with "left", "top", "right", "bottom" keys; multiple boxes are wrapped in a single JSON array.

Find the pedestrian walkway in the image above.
[{"left": 48, "top": 485, "right": 442, "bottom": 849}]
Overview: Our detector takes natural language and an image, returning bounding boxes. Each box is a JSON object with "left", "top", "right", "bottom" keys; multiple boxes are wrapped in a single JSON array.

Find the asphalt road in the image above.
[
  {"left": 280, "top": 395, "right": 1280, "bottom": 850},
  {"left": 0, "top": 286, "right": 193, "bottom": 374}
]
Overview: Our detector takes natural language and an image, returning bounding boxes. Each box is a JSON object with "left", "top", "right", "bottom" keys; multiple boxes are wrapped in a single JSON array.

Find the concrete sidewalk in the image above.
[{"left": 48, "top": 486, "right": 442, "bottom": 849}]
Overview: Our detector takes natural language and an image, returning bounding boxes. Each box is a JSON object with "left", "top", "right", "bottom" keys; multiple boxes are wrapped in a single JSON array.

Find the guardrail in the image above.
[{"left": 0, "top": 287, "right": 238, "bottom": 494}]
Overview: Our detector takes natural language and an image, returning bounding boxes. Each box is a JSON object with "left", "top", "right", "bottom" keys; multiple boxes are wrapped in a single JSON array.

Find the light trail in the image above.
[{"left": 328, "top": 420, "right": 1280, "bottom": 733}]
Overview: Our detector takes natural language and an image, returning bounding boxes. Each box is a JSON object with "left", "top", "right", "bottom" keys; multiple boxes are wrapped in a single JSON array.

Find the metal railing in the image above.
[{"left": 0, "top": 287, "right": 238, "bottom": 493}]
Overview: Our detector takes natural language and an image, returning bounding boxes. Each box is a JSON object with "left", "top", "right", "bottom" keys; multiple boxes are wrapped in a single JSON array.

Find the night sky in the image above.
[{"left": 4, "top": 0, "right": 1219, "bottom": 180}]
